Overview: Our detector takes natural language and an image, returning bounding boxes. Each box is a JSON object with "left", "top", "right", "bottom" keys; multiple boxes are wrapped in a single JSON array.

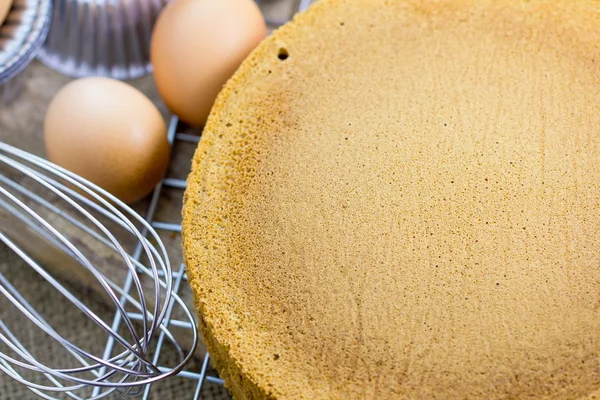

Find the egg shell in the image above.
[
  {"left": 151, "top": 0, "right": 267, "bottom": 126},
  {"left": 44, "top": 77, "right": 170, "bottom": 204}
]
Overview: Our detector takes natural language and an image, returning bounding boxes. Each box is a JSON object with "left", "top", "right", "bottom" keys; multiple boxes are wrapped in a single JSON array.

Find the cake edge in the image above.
[{"left": 181, "top": 1, "right": 342, "bottom": 398}]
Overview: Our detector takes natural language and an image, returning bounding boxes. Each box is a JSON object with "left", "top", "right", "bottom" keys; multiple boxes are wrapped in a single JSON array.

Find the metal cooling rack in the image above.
[{"left": 95, "top": 1, "right": 313, "bottom": 398}]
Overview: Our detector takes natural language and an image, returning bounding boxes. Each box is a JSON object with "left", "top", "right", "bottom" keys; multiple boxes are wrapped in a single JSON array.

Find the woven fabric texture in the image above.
[{"left": 0, "top": 243, "right": 230, "bottom": 399}]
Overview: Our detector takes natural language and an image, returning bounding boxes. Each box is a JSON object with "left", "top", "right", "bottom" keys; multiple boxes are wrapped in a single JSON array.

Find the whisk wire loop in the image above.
[{"left": 0, "top": 141, "right": 198, "bottom": 398}]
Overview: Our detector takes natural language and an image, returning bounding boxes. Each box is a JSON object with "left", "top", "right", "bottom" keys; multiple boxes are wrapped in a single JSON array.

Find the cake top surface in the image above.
[{"left": 183, "top": 0, "right": 600, "bottom": 398}]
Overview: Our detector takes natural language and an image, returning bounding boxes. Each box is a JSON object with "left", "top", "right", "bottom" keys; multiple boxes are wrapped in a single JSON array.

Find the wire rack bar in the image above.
[
  {"left": 91, "top": 118, "right": 180, "bottom": 399},
  {"left": 150, "top": 222, "right": 182, "bottom": 232},
  {"left": 194, "top": 354, "right": 212, "bottom": 399},
  {"left": 125, "top": 313, "right": 194, "bottom": 330},
  {"left": 163, "top": 178, "right": 187, "bottom": 189},
  {"left": 156, "top": 367, "right": 224, "bottom": 385},
  {"left": 142, "top": 262, "right": 188, "bottom": 400},
  {"left": 97, "top": 115, "right": 227, "bottom": 399}
]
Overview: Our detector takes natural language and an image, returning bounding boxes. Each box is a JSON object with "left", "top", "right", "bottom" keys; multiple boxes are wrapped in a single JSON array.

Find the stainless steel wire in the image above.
[{"left": 0, "top": 140, "right": 198, "bottom": 399}]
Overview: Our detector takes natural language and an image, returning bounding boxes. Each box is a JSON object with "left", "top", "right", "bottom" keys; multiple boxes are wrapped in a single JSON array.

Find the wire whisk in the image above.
[{"left": 0, "top": 141, "right": 198, "bottom": 399}]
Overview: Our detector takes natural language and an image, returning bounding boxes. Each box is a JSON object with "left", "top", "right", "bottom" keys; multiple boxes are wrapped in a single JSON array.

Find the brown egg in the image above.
[
  {"left": 44, "top": 77, "right": 170, "bottom": 204},
  {"left": 151, "top": 0, "right": 267, "bottom": 126}
]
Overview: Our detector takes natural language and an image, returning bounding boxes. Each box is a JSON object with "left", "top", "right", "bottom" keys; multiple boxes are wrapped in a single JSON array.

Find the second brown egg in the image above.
[
  {"left": 44, "top": 77, "right": 170, "bottom": 204},
  {"left": 150, "top": 0, "right": 267, "bottom": 126}
]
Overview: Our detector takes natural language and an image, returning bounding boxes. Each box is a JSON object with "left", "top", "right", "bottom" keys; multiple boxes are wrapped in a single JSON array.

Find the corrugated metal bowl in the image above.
[
  {"left": 38, "top": 0, "right": 169, "bottom": 80},
  {"left": 0, "top": 0, "right": 51, "bottom": 106}
]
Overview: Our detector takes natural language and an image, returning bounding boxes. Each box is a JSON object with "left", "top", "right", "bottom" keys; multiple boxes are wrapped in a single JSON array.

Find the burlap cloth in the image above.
[{"left": 0, "top": 243, "right": 230, "bottom": 400}]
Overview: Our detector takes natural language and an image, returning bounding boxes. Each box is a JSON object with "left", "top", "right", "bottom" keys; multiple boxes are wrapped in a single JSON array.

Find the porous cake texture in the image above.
[{"left": 183, "top": 0, "right": 600, "bottom": 398}]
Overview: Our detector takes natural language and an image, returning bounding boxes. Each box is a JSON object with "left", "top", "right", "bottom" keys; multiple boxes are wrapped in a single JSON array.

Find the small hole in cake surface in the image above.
[
  {"left": 273, "top": 354, "right": 280, "bottom": 360},
  {"left": 278, "top": 48, "right": 289, "bottom": 60}
]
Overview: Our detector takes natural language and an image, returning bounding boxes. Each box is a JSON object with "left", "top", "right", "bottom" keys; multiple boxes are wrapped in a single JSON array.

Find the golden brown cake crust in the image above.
[{"left": 183, "top": 1, "right": 600, "bottom": 398}]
